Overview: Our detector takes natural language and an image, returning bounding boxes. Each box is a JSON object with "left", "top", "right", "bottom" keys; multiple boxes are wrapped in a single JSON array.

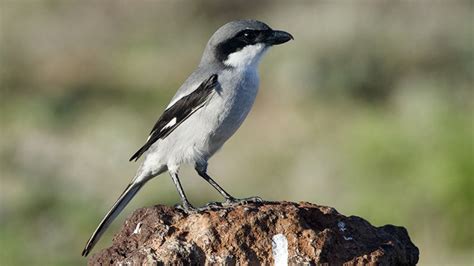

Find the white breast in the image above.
[{"left": 207, "top": 65, "right": 259, "bottom": 150}]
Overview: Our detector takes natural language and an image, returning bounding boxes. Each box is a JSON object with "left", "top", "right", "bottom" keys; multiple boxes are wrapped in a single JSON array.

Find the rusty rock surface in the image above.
[{"left": 88, "top": 201, "right": 419, "bottom": 265}]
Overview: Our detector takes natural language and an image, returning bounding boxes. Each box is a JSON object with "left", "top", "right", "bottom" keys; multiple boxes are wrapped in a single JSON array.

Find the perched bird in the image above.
[{"left": 82, "top": 19, "right": 293, "bottom": 256}]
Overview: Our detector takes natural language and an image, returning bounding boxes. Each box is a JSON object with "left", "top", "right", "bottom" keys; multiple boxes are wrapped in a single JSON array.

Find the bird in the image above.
[{"left": 82, "top": 19, "right": 293, "bottom": 257}]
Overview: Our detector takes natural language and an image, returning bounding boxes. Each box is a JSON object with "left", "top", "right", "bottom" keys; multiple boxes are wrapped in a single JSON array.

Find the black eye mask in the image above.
[{"left": 215, "top": 29, "right": 272, "bottom": 63}]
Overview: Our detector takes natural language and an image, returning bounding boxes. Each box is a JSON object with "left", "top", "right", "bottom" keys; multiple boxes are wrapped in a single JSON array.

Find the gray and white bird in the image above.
[{"left": 82, "top": 19, "right": 293, "bottom": 256}]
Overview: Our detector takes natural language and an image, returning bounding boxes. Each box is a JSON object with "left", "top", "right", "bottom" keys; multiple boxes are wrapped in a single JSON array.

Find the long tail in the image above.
[{"left": 82, "top": 182, "right": 144, "bottom": 257}]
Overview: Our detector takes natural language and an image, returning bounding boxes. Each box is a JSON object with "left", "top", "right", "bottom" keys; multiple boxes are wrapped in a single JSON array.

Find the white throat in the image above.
[{"left": 223, "top": 43, "right": 268, "bottom": 69}]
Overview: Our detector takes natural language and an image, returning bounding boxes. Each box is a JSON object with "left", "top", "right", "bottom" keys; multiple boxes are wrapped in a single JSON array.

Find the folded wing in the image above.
[{"left": 129, "top": 74, "right": 218, "bottom": 161}]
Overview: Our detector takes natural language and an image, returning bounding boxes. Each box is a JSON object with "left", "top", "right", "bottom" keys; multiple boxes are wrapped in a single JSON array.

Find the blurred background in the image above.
[{"left": 1, "top": 0, "right": 472, "bottom": 265}]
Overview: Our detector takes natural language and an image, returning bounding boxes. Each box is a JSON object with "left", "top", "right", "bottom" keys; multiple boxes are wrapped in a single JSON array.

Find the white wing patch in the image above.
[
  {"left": 224, "top": 43, "right": 267, "bottom": 68},
  {"left": 146, "top": 117, "right": 177, "bottom": 141},
  {"left": 161, "top": 117, "right": 177, "bottom": 131}
]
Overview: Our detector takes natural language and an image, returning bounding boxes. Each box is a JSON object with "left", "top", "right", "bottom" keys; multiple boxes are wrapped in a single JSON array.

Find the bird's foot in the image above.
[
  {"left": 224, "top": 196, "right": 263, "bottom": 206},
  {"left": 195, "top": 201, "right": 225, "bottom": 212},
  {"left": 177, "top": 197, "right": 264, "bottom": 212},
  {"left": 175, "top": 202, "right": 198, "bottom": 214}
]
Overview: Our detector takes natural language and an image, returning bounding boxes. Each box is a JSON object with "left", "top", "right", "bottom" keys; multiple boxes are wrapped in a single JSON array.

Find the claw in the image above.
[
  {"left": 205, "top": 201, "right": 224, "bottom": 208},
  {"left": 175, "top": 202, "right": 198, "bottom": 214},
  {"left": 196, "top": 201, "right": 225, "bottom": 212},
  {"left": 224, "top": 196, "right": 264, "bottom": 206},
  {"left": 175, "top": 196, "right": 264, "bottom": 213},
  {"left": 195, "top": 201, "right": 224, "bottom": 212}
]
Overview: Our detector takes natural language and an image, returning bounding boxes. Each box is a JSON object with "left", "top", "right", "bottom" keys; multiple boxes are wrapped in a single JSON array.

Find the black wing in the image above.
[{"left": 129, "top": 74, "right": 218, "bottom": 161}]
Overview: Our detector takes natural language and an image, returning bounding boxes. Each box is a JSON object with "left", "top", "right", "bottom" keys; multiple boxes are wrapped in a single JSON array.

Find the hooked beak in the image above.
[{"left": 265, "top": 30, "right": 294, "bottom": 45}]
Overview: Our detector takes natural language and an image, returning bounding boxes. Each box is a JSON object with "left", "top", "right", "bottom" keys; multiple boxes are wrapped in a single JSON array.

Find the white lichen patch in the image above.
[
  {"left": 132, "top": 222, "right": 142, "bottom": 235},
  {"left": 338, "top": 221, "right": 354, "bottom": 241},
  {"left": 272, "top": 234, "right": 288, "bottom": 266},
  {"left": 337, "top": 221, "right": 347, "bottom": 232}
]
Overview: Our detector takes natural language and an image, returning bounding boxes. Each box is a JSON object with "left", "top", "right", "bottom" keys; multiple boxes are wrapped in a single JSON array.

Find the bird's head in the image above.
[{"left": 200, "top": 20, "right": 293, "bottom": 68}]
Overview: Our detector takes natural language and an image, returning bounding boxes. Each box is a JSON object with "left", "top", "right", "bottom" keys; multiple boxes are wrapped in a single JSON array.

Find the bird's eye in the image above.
[{"left": 241, "top": 31, "right": 258, "bottom": 42}]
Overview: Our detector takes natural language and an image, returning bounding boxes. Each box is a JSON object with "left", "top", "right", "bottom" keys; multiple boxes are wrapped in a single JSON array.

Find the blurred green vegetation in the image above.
[{"left": 1, "top": 1, "right": 473, "bottom": 265}]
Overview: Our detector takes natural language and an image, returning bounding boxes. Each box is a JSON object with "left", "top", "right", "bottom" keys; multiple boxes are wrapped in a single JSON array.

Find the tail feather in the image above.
[{"left": 82, "top": 182, "right": 144, "bottom": 257}]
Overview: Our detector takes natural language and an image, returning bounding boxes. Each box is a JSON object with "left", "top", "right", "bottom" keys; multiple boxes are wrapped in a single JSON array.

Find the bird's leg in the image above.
[
  {"left": 169, "top": 172, "right": 196, "bottom": 213},
  {"left": 195, "top": 164, "right": 263, "bottom": 206},
  {"left": 195, "top": 164, "right": 236, "bottom": 202}
]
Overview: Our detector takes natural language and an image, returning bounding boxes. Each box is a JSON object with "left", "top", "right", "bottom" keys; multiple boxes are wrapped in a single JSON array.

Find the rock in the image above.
[{"left": 88, "top": 201, "right": 419, "bottom": 265}]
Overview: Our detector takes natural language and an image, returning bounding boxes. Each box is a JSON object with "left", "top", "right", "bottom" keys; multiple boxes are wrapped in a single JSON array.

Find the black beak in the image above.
[{"left": 265, "top": 30, "right": 294, "bottom": 45}]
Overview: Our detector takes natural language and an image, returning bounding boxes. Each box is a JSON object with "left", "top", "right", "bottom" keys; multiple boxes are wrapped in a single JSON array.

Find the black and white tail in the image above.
[{"left": 82, "top": 182, "right": 144, "bottom": 256}]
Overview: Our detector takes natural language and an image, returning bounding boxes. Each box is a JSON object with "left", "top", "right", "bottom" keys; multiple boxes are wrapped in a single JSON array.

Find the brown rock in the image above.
[{"left": 88, "top": 201, "right": 419, "bottom": 265}]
